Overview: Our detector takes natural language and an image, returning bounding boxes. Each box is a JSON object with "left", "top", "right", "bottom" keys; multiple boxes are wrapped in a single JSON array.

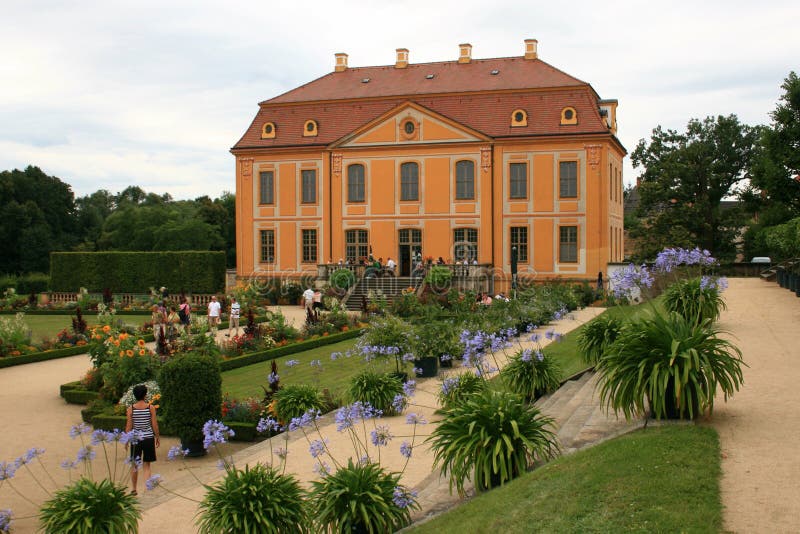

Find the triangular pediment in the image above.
[{"left": 330, "top": 101, "right": 490, "bottom": 148}]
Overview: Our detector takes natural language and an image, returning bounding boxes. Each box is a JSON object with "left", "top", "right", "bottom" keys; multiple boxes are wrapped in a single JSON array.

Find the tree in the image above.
[{"left": 630, "top": 115, "right": 757, "bottom": 261}]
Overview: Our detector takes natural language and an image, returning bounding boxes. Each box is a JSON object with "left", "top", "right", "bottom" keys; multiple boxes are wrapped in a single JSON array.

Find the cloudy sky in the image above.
[{"left": 1, "top": 0, "right": 798, "bottom": 200}]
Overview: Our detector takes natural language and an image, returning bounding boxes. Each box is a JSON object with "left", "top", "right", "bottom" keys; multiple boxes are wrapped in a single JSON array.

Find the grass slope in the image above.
[{"left": 410, "top": 425, "right": 721, "bottom": 534}]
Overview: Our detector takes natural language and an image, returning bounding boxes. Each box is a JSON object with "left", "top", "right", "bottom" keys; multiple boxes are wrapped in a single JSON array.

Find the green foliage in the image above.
[
  {"left": 408, "top": 321, "right": 462, "bottom": 361},
  {"left": 0, "top": 312, "right": 32, "bottom": 356},
  {"left": 159, "top": 352, "right": 222, "bottom": 442},
  {"left": 273, "top": 384, "right": 325, "bottom": 422},
  {"left": 762, "top": 216, "right": 800, "bottom": 259},
  {"left": 0, "top": 272, "right": 51, "bottom": 294},
  {"left": 347, "top": 370, "right": 404, "bottom": 414},
  {"left": 50, "top": 251, "right": 225, "bottom": 293},
  {"left": 663, "top": 277, "right": 727, "bottom": 326},
  {"left": 329, "top": 268, "right": 356, "bottom": 291},
  {"left": 577, "top": 314, "right": 624, "bottom": 365},
  {"left": 428, "top": 390, "right": 559, "bottom": 495},
  {"left": 437, "top": 372, "right": 488, "bottom": 411},
  {"left": 360, "top": 315, "right": 411, "bottom": 353},
  {"left": 500, "top": 349, "right": 563, "bottom": 401},
  {"left": 631, "top": 114, "right": 757, "bottom": 260},
  {"left": 39, "top": 477, "right": 140, "bottom": 534},
  {"left": 263, "top": 311, "right": 299, "bottom": 342},
  {"left": 309, "top": 459, "right": 416, "bottom": 533},
  {"left": 424, "top": 266, "right": 453, "bottom": 291},
  {"left": 597, "top": 311, "right": 745, "bottom": 420},
  {"left": 391, "top": 290, "right": 424, "bottom": 318},
  {"left": 197, "top": 464, "right": 309, "bottom": 534}
]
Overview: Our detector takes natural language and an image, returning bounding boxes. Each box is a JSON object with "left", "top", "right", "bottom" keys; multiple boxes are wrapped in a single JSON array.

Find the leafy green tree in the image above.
[{"left": 631, "top": 115, "right": 757, "bottom": 260}]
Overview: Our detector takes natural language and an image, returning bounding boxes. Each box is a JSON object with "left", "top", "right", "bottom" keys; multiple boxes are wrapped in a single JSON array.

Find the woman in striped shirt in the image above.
[{"left": 125, "top": 384, "right": 160, "bottom": 496}]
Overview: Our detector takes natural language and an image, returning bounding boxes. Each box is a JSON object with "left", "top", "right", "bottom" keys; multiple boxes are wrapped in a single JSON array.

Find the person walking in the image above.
[
  {"left": 126, "top": 384, "right": 160, "bottom": 496},
  {"left": 151, "top": 305, "right": 166, "bottom": 345},
  {"left": 302, "top": 287, "right": 314, "bottom": 314},
  {"left": 227, "top": 296, "right": 241, "bottom": 337},
  {"left": 178, "top": 297, "right": 191, "bottom": 334},
  {"left": 207, "top": 296, "right": 221, "bottom": 335}
]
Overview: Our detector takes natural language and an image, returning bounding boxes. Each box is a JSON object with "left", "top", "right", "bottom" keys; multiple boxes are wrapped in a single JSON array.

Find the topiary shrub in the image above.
[
  {"left": 159, "top": 352, "right": 222, "bottom": 451},
  {"left": 197, "top": 464, "right": 309, "bottom": 533},
  {"left": 348, "top": 370, "right": 404, "bottom": 414},
  {"left": 428, "top": 390, "right": 559, "bottom": 495},
  {"left": 329, "top": 269, "right": 356, "bottom": 292},
  {"left": 273, "top": 384, "right": 326, "bottom": 423}
]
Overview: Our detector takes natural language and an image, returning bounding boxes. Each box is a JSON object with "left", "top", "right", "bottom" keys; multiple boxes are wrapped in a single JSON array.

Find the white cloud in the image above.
[{"left": 1, "top": 0, "right": 798, "bottom": 198}]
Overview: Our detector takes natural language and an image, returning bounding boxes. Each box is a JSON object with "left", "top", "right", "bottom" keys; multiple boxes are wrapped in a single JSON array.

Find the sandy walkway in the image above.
[{"left": 705, "top": 278, "right": 800, "bottom": 533}]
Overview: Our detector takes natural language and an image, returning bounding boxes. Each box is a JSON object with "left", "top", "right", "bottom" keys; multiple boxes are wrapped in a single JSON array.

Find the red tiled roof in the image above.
[
  {"left": 232, "top": 56, "right": 612, "bottom": 151},
  {"left": 264, "top": 56, "right": 587, "bottom": 104}
]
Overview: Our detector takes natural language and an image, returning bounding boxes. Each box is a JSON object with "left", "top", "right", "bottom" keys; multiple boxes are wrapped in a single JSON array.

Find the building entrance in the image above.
[{"left": 398, "top": 229, "right": 422, "bottom": 276}]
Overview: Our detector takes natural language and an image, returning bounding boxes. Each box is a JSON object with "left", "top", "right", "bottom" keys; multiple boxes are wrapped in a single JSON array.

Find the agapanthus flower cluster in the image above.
[
  {"left": 145, "top": 474, "right": 162, "bottom": 491},
  {"left": 0, "top": 462, "right": 16, "bottom": 481},
  {"left": 610, "top": 263, "right": 655, "bottom": 299},
  {"left": 440, "top": 376, "right": 460, "bottom": 396},
  {"left": 309, "top": 439, "right": 329, "bottom": 458},
  {"left": 69, "top": 423, "right": 92, "bottom": 439},
  {"left": 399, "top": 441, "right": 413, "bottom": 459},
  {"left": 267, "top": 371, "right": 280, "bottom": 385},
  {"left": 334, "top": 402, "right": 380, "bottom": 432},
  {"left": 359, "top": 344, "right": 401, "bottom": 362},
  {"left": 166, "top": 445, "right": 190, "bottom": 461},
  {"left": 202, "top": 420, "right": 236, "bottom": 450},
  {"left": 655, "top": 247, "right": 716, "bottom": 273},
  {"left": 392, "top": 486, "right": 418, "bottom": 509},
  {"left": 370, "top": 425, "right": 393, "bottom": 447},
  {"left": 289, "top": 409, "right": 321, "bottom": 432},
  {"left": 0, "top": 509, "right": 12, "bottom": 534},
  {"left": 256, "top": 416, "right": 281, "bottom": 434},
  {"left": 700, "top": 275, "right": 729, "bottom": 292}
]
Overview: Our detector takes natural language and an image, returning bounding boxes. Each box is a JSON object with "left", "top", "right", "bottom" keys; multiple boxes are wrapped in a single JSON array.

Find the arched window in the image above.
[
  {"left": 261, "top": 122, "right": 276, "bottom": 139},
  {"left": 455, "top": 160, "right": 475, "bottom": 200},
  {"left": 303, "top": 119, "right": 318, "bottom": 137},
  {"left": 400, "top": 162, "right": 419, "bottom": 201},
  {"left": 511, "top": 109, "right": 527, "bottom": 127},
  {"left": 560, "top": 107, "right": 577, "bottom": 125},
  {"left": 347, "top": 164, "right": 365, "bottom": 202}
]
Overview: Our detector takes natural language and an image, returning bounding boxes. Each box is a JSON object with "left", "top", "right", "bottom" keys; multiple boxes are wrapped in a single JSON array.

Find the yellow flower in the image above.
[
  {"left": 137, "top": 339, "right": 145, "bottom": 347},
  {"left": 139, "top": 349, "right": 146, "bottom": 356}
]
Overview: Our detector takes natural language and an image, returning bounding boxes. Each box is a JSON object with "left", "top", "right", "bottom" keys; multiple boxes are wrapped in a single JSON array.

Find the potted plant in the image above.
[
  {"left": 159, "top": 352, "right": 222, "bottom": 456},
  {"left": 596, "top": 311, "right": 745, "bottom": 420}
]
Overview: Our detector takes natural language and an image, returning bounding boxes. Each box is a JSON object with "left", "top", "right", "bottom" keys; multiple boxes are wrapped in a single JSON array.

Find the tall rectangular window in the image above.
[
  {"left": 453, "top": 228, "right": 478, "bottom": 262},
  {"left": 455, "top": 160, "right": 475, "bottom": 200},
  {"left": 345, "top": 229, "right": 369, "bottom": 263},
  {"left": 259, "top": 171, "right": 274, "bottom": 205},
  {"left": 260, "top": 230, "right": 275, "bottom": 263},
  {"left": 559, "top": 226, "right": 578, "bottom": 263},
  {"left": 347, "top": 164, "right": 365, "bottom": 202},
  {"left": 559, "top": 161, "right": 578, "bottom": 198},
  {"left": 510, "top": 226, "right": 528, "bottom": 263},
  {"left": 509, "top": 162, "right": 527, "bottom": 199},
  {"left": 400, "top": 162, "right": 419, "bottom": 201},
  {"left": 302, "top": 229, "right": 317, "bottom": 263},
  {"left": 301, "top": 169, "right": 317, "bottom": 203}
]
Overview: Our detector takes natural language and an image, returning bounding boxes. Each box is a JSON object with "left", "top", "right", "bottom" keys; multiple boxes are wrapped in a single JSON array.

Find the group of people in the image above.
[
  {"left": 150, "top": 296, "right": 192, "bottom": 343},
  {"left": 206, "top": 295, "right": 241, "bottom": 337},
  {"left": 477, "top": 291, "right": 510, "bottom": 305},
  {"left": 338, "top": 256, "right": 397, "bottom": 277}
]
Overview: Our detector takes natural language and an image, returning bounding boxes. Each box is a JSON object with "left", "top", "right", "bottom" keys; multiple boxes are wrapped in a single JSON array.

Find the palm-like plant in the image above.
[
  {"left": 308, "top": 459, "right": 416, "bottom": 533},
  {"left": 577, "top": 314, "right": 624, "bottom": 365},
  {"left": 197, "top": 464, "right": 308, "bottom": 533},
  {"left": 663, "top": 277, "right": 727, "bottom": 326},
  {"left": 596, "top": 311, "right": 745, "bottom": 420},
  {"left": 427, "top": 390, "right": 559, "bottom": 495},
  {"left": 500, "top": 349, "right": 562, "bottom": 401},
  {"left": 39, "top": 477, "right": 140, "bottom": 534}
]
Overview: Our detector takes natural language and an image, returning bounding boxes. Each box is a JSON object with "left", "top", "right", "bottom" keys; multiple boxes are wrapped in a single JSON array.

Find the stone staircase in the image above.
[{"left": 343, "top": 276, "right": 421, "bottom": 311}]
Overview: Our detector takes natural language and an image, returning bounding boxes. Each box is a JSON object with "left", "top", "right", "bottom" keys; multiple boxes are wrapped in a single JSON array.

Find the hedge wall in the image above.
[{"left": 50, "top": 251, "right": 225, "bottom": 293}]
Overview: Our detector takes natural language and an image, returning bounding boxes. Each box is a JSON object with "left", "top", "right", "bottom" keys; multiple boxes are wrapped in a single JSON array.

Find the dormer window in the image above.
[
  {"left": 261, "top": 122, "right": 276, "bottom": 139},
  {"left": 303, "top": 120, "right": 318, "bottom": 137},
  {"left": 560, "top": 107, "right": 577, "bottom": 125},
  {"left": 511, "top": 109, "right": 527, "bottom": 127}
]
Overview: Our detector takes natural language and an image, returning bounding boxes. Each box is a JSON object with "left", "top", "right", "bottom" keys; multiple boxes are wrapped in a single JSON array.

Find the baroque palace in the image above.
[{"left": 232, "top": 39, "right": 625, "bottom": 290}]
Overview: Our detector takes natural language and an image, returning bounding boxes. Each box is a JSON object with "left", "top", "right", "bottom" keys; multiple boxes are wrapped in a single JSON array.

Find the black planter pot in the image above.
[
  {"left": 181, "top": 438, "right": 207, "bottom": 457},
  {"left": 789, "top": 273, "right": 796, "bottom": 292},
  {"left": 413, "top": 356, "right": 439, "bottom": 378},
  {"left": 778, "top": 270, "right": 785, "bottom": 287}
]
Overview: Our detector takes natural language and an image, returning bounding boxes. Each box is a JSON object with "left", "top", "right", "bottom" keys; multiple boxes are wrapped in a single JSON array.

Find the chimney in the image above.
[
  {"left": 524, "top": 38, "right": 538, "bottom": 60},
  {"left": 458, "top": 43, "right": 472, "bottom": 63},
  {"left": 334, "top": 53, "right": 348, "bottom": 72},
  {"left": 395, "top": 48, "right": 409, "bottom": 69}
]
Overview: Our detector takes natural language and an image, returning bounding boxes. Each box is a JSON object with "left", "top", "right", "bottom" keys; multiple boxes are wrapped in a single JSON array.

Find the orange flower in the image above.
[
  {"left": 137, "top": 339, "right": 145, "bottom": 347},
  {"left": 119, "top": 350, "right": 125, "bottom": 357},
  {"left": 322, "top": 332, "right": 329, "bottom": 337},
  {"left": 113, "top": 340, "right": 120, "bottom": 347},
  {"left": 95, "top": 334, "right": 103, "bottom": 340},
  {"left": 76, "top": 340, "right": 87, "bottom": 346},
  {"left": 102, "top": 325, "right": 111, "bottom": 333},
  {"left": 139, "top": 349, "right": 146, "bottom": 356},
  {"left": 126, "top": 349, "right": 134, "bottom": 357},
  {"left": 341, "top": 326, "right": 349, "bottom": 332},
  {"left": 119, "top": 333, "right": 128, "bottom": 341}
]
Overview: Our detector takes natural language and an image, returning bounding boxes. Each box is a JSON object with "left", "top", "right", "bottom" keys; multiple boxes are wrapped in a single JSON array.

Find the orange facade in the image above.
[{"left": 232, "top": 41, "right": 626, "bottom": 289}]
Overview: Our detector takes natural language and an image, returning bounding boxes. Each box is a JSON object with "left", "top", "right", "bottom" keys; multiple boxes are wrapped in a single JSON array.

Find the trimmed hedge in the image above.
[
  {"left": 50, "top": 251, "right": 225, "bottom": 293},
  {"left": 0, "top": 345, "right": 89, "bottom": 368},
  {"left": 63, "top": 388, "right": 100, "bottom": 405},
  {"left": 87, "top": 413, "right": 261, "bottom": 442},
  {"left": 0, "top": 310, "right": 151, "bottom": 316},
  {"left": 0, "top": 273, "right": 50, "bottom": 294},
  {"left": 219, "top": 328, "right": 365, "bottom": 372}
]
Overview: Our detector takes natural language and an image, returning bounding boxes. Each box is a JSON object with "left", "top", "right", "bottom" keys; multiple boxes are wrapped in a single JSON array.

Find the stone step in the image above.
[
  {"left": 543, "top": 373, "right": 596, "bottom": 429},
  {"left": 535, "top": 376, "right": 585, "bottom": 414}
]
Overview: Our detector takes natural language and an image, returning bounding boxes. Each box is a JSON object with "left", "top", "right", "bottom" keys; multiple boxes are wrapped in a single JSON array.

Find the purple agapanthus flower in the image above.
[
  {"left": 145, "top": 474, "right": 162, "bottom": 491},
  {"left": 370, "top": 425, "right": 393, "bottom": 447},
  {"left": 309, "top": 439, "right": 328, "bottom": 458},
  {"left": 257, "top": 416, "right": 281, "bottom": 434},
  {"left": 392, "top": 486, "right": 418, "bottom": 509},
  {"left": 400, "top": 441, "right": 413, "bottom": 459}
]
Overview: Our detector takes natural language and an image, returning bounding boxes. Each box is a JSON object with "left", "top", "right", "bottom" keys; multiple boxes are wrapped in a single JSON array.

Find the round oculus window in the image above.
[
  {"left": 264, "top": 124, "right": 273, "bottom": 134},
  {"left": 403, "top": 121, "right": 415, "bottom": 135},
  {"left": 564, "top": 109, "right": 574, "bottom": 120},
  {"left": 514, "top": 111, "right": 524, "bottom": 122},
  {"left": 306, "top": 121, "right": 316, "bottom": 132}
]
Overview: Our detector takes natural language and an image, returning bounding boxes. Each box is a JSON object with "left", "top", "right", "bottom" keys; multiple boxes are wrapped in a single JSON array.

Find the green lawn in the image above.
[
  {"left": 409, "top": 425, "right": 722, "bottom": 533},
  {"left": 221, "top": 337, "right": 387, "bottom": 401},
  {"left": 22, "top": 314, "right": 148, "bottom": 342}
]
